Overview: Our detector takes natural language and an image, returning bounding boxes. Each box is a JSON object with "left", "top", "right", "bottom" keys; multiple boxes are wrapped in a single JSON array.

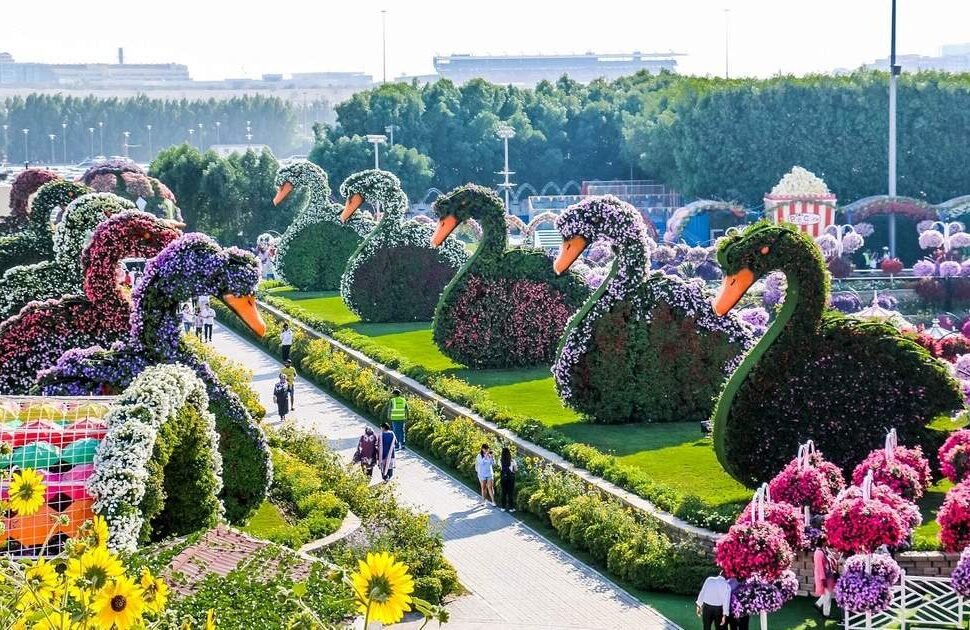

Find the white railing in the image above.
[{"left": 845, "top": 575, "right": 965, "bottom": 630}]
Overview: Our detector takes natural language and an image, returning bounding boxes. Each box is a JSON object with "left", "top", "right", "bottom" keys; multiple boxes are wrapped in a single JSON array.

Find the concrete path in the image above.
[{"left": 212, "top": 323, "right": 678, "bottom": 630}]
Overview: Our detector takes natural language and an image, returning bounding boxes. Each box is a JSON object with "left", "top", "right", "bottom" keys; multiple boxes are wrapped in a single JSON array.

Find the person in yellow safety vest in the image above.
[{"left": 385, "top": 389, "right": 407, "bottom": 451}]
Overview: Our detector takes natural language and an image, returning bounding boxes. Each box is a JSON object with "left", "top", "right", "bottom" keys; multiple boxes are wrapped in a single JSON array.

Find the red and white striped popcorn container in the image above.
[{"left": 764, "top": 193, "right": 838, "bottom": 238}]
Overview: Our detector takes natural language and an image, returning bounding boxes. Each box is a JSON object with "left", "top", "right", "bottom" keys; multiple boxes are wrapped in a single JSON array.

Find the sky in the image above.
[{"left": 3, "top": 0, "right": 969, "bottom": 81}]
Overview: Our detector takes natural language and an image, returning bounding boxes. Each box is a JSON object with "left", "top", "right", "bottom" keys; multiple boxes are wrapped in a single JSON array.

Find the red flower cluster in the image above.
[
  {"left": 768, "top": 457, "right": 842, "bottom": 514},
  {"left": 715, "top": 521, "right": 794, "bottom": 581},
  {"left": 738, "top": 500, "right": 806, "bottom": 551},
  {"left": 852, "top": 446, "right": 931, "bottom": 500},
  {"left": 939, "top": 482, "right": 970, "bottom": 551},
  {"left": 824, "top": 495, "right": 906, "bottom": 554},
  {"left": 839, "top": 484, "right": 921, "bottom": 532},
  {"left": 940, "top": 430, "right": 970, "bottom": 484}
]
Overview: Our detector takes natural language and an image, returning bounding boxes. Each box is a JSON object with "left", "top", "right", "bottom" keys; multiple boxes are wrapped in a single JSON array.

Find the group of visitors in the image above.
[
  {"left": 354, "top": 424, "right": 398, "bottom": 482},
  {"left": 180, "top": 298, "right": 216, "bottom": 343},
  {"left": 475, "top": 443, "right": 517, "bottom": 511},
  {"left": 273, "top": 322, "right": 297, "bottom": 421},
  {"left": 695, "top": 572, "right": 748, "bottom": 630}
]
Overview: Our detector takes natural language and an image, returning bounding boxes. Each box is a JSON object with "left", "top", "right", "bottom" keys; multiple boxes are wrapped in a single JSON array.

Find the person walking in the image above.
[
  {"left": 813, "top": 544, "right": 839, "bottom": 619},
  {"left": 696, "top": 572, "right": 731, "bottom": 630},
  {"left": 273, "top": 373, "right": 289, "bottom": 422},
  {"left": 280, "top": 360, "right": 296, "bottom": 410},
  {"left": 727, "top": 577, "right": 748, "bottom": 630},
  {"left": 476, "top": 444, "right": 496, "bottom": 507},
  {"left": 200, "top": 301, "right": 216, "bottom": 343},
  {"left": 354, "top": 427, "right": 378, "bottom": 479},
  {"left": 193, "top": 305, "right": 204, "bottom": 339},
  {"left": 499, "top": 445, "right": 517, "bottom": 512},
  {"left": 180, "top": 303, "right": 194, "bottom": 334},
  {"left": 280, "top": 322, "right": 294, "bottom": 362},
  {"left": 384, "top": 389, "right": 407, "bottom": 450},
  {"left": 377, "top": 423, "right": 397, "bottom": 482}
]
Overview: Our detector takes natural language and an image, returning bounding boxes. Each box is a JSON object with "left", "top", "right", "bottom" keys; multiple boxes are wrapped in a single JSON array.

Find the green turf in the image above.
[{"left": 242, "top": 500, "right": 289, "bottom": 538}]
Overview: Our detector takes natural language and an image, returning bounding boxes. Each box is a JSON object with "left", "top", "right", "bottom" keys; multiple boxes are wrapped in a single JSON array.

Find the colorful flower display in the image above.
[
  {"left": 6, "top": 167, "right": 58, "bottom": 225},
  {"left": 951, "top": 547, "right": 970, "bottom": 597},
  {"left": 851, "top": 446, "right": 932, "bottom": 500},
  {"left": 940, "top": 429, "right": 970, "bottom": 484},
  {"left": 768, "top": 460, "right": 837, "bottom": 514},
  {"left": 738, "top": 500, "right": 807, "bottom": 551},
  {"left": 0, "top": 179, "right": 92, "bottom": 273},
  {"left": 938, "top": 481, "right": 970, "bottom": 552},
  {"left": 824, "top": 494, "right": 906, "bottom": 554},
  {"left": 835, "top": 554, "right": 901, "bottom": 614},
  {"left": 714, "top": 521, "right": 794, "bottom": 581},
  {"left": 78, "top": 158, "right": 181, "bottom": 222}
]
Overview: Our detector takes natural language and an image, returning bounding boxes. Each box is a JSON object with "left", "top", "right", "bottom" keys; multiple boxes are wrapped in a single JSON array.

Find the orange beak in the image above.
[
  {"left": 713, "top": 268, "right": 756, "bottom": 316},
  {"left": 341, "top": 194, "right": 364, "bottom": 223},
  {"left": 222, "top": 294, "right": 267, "bottom": 337},
  {"left": 553, "top": 236, "right": 588, "bottom": 275},
  {"left": 273, "top": 181, "right": 294, "bottom": 206},
  {"left": 431, "top": 215, "right": 460, "bottom": 247}
]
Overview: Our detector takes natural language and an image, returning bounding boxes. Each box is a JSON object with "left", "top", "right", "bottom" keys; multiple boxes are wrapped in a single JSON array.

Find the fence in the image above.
[{"left": 844, "top": 574, "right": 965, "bottom": 629}]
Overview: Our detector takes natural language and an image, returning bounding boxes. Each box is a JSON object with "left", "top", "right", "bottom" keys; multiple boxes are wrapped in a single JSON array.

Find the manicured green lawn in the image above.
[{"left": 242, "top": 500, "right": 289, "bottom": 538}]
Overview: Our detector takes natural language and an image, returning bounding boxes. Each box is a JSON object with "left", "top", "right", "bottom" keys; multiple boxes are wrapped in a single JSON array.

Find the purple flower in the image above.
[
  {"left": 941, "top": 261, "right": 962, "bottom": 277},
  {"left": 695, "top": 260, "right": 723, "bottom": 282},
  {"left": 651, "top": 245, "right": 677, "bottom": 265},
  {"left": 731, "top": 577, "right": 785, "bottom": 616},
  {"left": 875, "top": 293, "right": 897, "bottom": 310},
  {"left": 952, "top": 547, "right": 970, "bottom": 597},
  {"left": 830, "top": 293, "right": 862, "bottom": 314},
  {"left": 913, "top": 259, "right": 937, "bottom": 277},
  {"left": 738, "top": 307, "right": 769, "bottom": 336},
  {"left": 835, "top": 554, "right": 900, "bottom": 614},
  {"left": 586, "top": 240, "right": 613, "bottom": 265}
]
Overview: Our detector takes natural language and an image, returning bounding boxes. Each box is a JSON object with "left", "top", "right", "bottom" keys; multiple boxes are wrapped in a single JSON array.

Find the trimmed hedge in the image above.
[
  {"left": 0, "top": 179, "right": 91, "bottom": 273},
  {"left": 713, "top": 222, "right": 964, "bottom": 485},
  {"left": 267, "top": 449, "right": 348, "bottom": 546},
  {"left": 216, "top": 300, "right": 718, "bottom": 595}
]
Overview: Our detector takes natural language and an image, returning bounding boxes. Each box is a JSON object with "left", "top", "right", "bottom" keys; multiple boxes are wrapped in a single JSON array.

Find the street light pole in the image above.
[
  {"left": 495, "top": 123, "right": 516, "bottom": 212},
  {"left": 98, "top": 121, "right": 104, "bottom": 156},
  {"left": 22, "top": 128, "right": 29, "bottom": 164},
  {"left": 724, "top": 8, "right": 730, "bottom": 79},
  {"left": 381, "top": 9, "right": 388, "bottom": 84},
  {"left": 48, "top": 134, "right": 56, "bottom": 165},
  {"left": 123, "top": 131, "right": 130, "bottom": 158},
  {"left": 384, "top": 125, "right": 399, "bottom": 146},
  {"left": 88, "top": 127, "right": 95, "bottom": 158},
  {"left": 188, "top": 128, "right": 194, "bottom": 147},
  {"left": 365, "top": 134, "right": 387, "bottom": 169},
  {"left": 146, "top": 124, "right": 153, "bottom": 158},
  {"left": 1, "top": 124, "right": 7, "bottom": 164},
  {"left": 61, "top": 122, "right": 67, "bottom": 164},
  {"left": 887, "top": 0, "right": 899, "bottom": 257},
  {"left": 215, "top": 121, "right": 221, "bottom": 145}
]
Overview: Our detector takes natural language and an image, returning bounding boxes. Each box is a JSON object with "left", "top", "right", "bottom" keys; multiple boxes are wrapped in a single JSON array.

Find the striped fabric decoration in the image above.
[{"left": 764, "top": 196, "right": 838, "bottom": 238}]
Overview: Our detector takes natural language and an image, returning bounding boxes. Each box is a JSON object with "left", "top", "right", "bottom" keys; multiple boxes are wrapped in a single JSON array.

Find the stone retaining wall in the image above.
[{"left": 791, "top": 550, "right": 960, "bottom": 595}]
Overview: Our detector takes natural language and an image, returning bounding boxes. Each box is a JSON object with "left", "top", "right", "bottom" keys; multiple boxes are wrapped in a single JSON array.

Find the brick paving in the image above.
[{"left": 213, "top": 323, "right": 678, "bottom": 630}]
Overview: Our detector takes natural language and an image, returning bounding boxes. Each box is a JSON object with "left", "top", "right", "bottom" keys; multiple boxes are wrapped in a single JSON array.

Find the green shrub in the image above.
[{"left": 297, "top": 491, "right": 347, "bottom": 519}]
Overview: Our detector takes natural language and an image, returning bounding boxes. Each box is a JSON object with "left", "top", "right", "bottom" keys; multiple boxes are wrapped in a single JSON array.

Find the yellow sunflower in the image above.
[
  {"left": 81, "top": 516, "right": 110, "bottom": 550},
  {"left": 66, "top": 546, "right": 124, "bottom": 596},
  {"left": 350, "top": 551, "right": 414, "bottom": 624},
  {"left": 92, "top": 575, "right": 145, "bottom": 630},
  {"left": 31, "top": 611, "right": 79, "bottom": 629},
  {"left": 8, "top": 469, "right": 47, "bottom": 516},
  {"left": 205, "top": 609, "right": 216, "bottom": 630},
  {"left": 16, "top": 558, "right": 60, "bottom": 610},
  {"left": 139, "top": 568, "right": 168, "bottom": 615}
]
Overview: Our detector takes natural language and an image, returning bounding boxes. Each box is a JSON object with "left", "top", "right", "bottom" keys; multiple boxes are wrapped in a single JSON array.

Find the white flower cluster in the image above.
[
  {"left": 87, "top": 364, "right": 223, "bottom": 552},
  {"left": 769, "top": 166, "right": 831, "bottom": 197}
]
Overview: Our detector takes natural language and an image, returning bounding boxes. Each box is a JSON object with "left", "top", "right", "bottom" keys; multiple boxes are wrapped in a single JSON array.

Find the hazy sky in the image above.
[{"left": 4, "top": 0, "right": 969, "bottom": 80}]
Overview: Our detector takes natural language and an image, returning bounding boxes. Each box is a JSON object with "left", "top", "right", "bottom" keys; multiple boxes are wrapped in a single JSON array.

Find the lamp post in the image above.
[
  {"left": 384, "top": 124, "right": 399, "bottom": 146},
  {"left": 88, "top": 127, "right": 95, "bottom": 158},
  {"left": 495, "top": 123, "right": 516, "bottom": 212},
  {"left": 48, "top": 134, "right": 56, "bottom": 165},
  {"left": 246, "top": 121, "right": 253, "bottom": 147},
  {"left": 188, "top": 128, "right": 194, "bottom": 146},
  {"left": 888, "top": 0, "right": 900, "bottom": 257},
  {"left": 22, "top": 128, "right": 29, "bottom": 164},
  {"left": 98, "top": 121, "right": 104, "bottom": 156},
  {"left": 197, "top": 123, "right": 204, "bottom": 151},
  {"left": 1, "top": 124, "right": 7, "bottom": 164},
  {"left": 365, "top": 134, "right": 387, "bottom": 169},
  {"left": 146, "top": 124, "right": 153, "bottom": 158},
  {"left": 61, "top": 122, "right": 67, "bottom": 164},
  {"left": 215, "top": 121, "right": 221, "bottom": 145},
  {"left": 381, "top": 9, "right": 388, "bottom": 84},
  {"left": 122, "top": 131, "right": 130, "bottom": 158},
  {"left": 723, "top": 8, "right": 730, "bottom": 79}
]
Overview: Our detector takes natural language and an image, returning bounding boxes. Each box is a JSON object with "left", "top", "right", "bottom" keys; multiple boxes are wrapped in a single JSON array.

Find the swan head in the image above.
[
  {"left": 339, "top": 169, "right": 401, "bottom": 223},
  {"left": 273, "top": 160, "right": 331, "bottom": 206},
  {"left": 553, "top": 195, "right": 653, "bottom": 275},
  {"left": 431, "top": 184, "right": 501, "bottom": 247},
  {"left": 713, "top": 221, "right": 807, "bottom": 315},
  {"left": 33, "top": 180, "right": 93, "bottom": 226}
]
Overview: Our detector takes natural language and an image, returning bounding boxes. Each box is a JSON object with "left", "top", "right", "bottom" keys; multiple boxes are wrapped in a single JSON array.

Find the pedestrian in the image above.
[
  {"left": 354, "top": 427, "right": 379, "bottom": 478},
  {"left": 377, "top": 423, "right": 397, "bottom": 482},
  {"left": 201, "top": 301, "right": 216, "bottom": 343},
  {"left": 727, "top": 577, "right": 748, "bottom": 630},
  {"left": 280, "top": 360, "right": 296, "bottom": 410},
  {"left": 273, "top": 373, "right": 289, "bottom": 422},
  {"left": 499, "top": 444, "right": 517, "bottom": 512},
  {"left": 193, "top": 305, "right": 204, "bottom": 339},
  {"left": 280, "top": 322, "right": 293, "bottom": 362},
  {"left": 476, "top": 444, "right": 495, "bottom": 507},
  {"left": 813, "top": 541, "right": 839, "bottom": 619},
  {"left": 384, "top": 388, "right": 407, "bottom": 450},
  {"left": 180, "top": 303, "right": 194, "bottom": 334},
  {"left": 696, "top": 571, "right": 731, "bottom": 630}
]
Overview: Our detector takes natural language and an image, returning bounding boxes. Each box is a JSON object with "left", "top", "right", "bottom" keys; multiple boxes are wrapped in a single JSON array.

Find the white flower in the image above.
[{"left": 769, "top": 166, "right": 831, "bottom": 197}]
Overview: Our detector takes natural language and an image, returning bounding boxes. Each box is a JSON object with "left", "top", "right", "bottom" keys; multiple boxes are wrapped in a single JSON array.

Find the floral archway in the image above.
[{"left": 663, "top": 200, "right": 746, "bottom": 243}]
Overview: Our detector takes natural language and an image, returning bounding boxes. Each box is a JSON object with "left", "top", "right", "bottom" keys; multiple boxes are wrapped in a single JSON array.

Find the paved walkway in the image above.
[{"left": 212, "top": 324, "right": 677, "bottom": 630}]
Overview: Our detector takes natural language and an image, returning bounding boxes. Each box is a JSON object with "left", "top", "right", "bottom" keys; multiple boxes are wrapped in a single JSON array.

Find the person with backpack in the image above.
[
  {"left": 499, "top": 445, "right": 518, "bottom": 512},
  {"left": 377, "top": 423, "right": 398, "bottom": 482},
  {"left": 280, "top": 360, "right": 296, "bottom": 410},
  {"left": 384, "top": 389, "right": 407, "bottom": 450},
  {"left": 273, "top": 373, "right": 289, "bottom": 422},
  {"left": 354, "top": 427, "right": 378, "bottom": 478}
]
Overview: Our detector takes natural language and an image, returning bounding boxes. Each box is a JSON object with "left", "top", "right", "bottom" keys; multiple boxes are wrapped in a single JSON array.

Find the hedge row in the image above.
[
  {"left": 265, "top": 449, "right": 349, "bottom": 547},
  {"left": 256, "top": 293, "right": 741, "bottom": 531},
  {"left": 215, "top": 300, "right": 716, "bottom": 595}
]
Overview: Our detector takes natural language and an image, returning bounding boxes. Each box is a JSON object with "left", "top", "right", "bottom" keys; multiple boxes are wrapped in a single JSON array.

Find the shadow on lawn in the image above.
[{"left": 554, "top": 420, "right": 713, "bottom": 458}]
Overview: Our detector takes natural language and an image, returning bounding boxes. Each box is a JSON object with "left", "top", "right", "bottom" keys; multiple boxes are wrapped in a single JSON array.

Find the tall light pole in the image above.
[
  {"left": 188, "top": 128, "right": 194, "bottom": 147},
  {"left": 246, "top": 121, "right": 253, "bottom": 147},
  {"left": 365, "top": 134, "right": 387, "bottom": 169},
  {"left": 22, "top": 128, "right": 29, "bottom": 164},
  {"left": 146, "top": 124, "right": 153, "bottom": 158},
  {"left": 887, "top": 0, "right": 899, "bottom": 257},
  {"left": 1, "top": 124, "right": 7, "bottom": 164},
  {"left": 88, "top": 127, "right": 95, "bottom": 158},
  {"left": 48, "top": 134, "right": 56, "bottom": 164},
  {"left": 381, "top": 9, "right": 388, "bottom": 84},
  {"left": 61, "top": 122, "right": 67, "bottom": 164},
  {"left": 122, "top": 131, "right": 131, "bottom": 158},
  {"left": 724, "top": 9, "right": 730, "bottom": 79},
  {"left": 98, "top": 121, "right": 104, "bottom": 156},
  {"left": 215, "top": 121, "right": 221, "bottom": 145},
  {"left": 495, "top": 123, "right": 516, "bottom": 212},
  {"left": 384, "top": 124, "right": 399, "bottom": 146},
  {"left": 197, "top": 123, "right": 204, "bottom": 151}
]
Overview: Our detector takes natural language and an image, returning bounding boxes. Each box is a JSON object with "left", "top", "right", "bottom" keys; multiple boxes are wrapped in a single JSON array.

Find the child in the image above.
[{"left": 194, "top": 305, "right": 204, "bottom": 339}]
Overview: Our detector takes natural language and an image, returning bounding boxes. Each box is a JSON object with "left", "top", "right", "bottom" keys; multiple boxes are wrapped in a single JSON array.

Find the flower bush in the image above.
[
  {"left": 553, "top": 196, "right": 752, "bottom": 423},
  {"left": 339, "top": 169, "right": 467, "bottom": 322},
  {"left": 835, "top": 554, "right": 901, "bottom": 614},
  {"left": 714, "top": 521, "right": 794, "bottom": 580},
  {"left": 881, "top": 257, "right": 904, "bottom": 274},
  {"left": 6, "top": 167, "right": 58, "bottom": 224},
  {"left": 940, "top": 430, "right": 970, "bottom": 483},
  {"left": 938, "top": 481, "right": 970, "bottom": 551},
  {"left": 737, "top": 306, "right": 769, "bottom": 336},
  {"left": 0, "top": 179, "right": 91, "bottom": 273},
  {"left": 431, "top": 184, "right": 588, "bottom": 368},
  {"left": 852, "top": 446, "right": 931, "bottom": 500},
  {"left": 824, "top": 495, "right": 906, "bottom": 553},
  {"left": 275, "top": 161, "right": 373, "bottom": 291},
  {"left": 830, "top": 292, "right": 862, "bottom": 313},
  {"left": 951, "top": 547, "right": 970, "bottom": 597},
  {"left": 79, "top": 159, "right": 181, "bottom": 222},
  {"left": 838, "top": 483, "right": 921, "bottom": 532}
]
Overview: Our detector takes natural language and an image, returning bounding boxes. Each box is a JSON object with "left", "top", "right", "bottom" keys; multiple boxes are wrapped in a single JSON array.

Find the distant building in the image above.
[
  {"left": 432, "top": 52, "right": 680, "bottom": 86},
  {"left": 864, "top": 43, "right": 970, "bottom": 73},
  {"left": 209, "top": 144, "right": 272, "bottom": 157},
  {"left": 0, "top": 52, "right": 190, "bottom": 87}
]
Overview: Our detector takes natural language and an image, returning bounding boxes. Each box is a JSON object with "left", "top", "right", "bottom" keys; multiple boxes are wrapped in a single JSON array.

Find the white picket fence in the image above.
[{"left": 845, "top": 575, "right": 965, "bottom": 629}]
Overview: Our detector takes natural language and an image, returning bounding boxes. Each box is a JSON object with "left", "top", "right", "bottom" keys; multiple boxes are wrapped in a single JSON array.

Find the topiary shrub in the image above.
[
  {"left": 0, "top": 178, "right": 91, "bottom": 273},
  {"left": 430, "top": 184, "right": 588, "bottom": 368},
  {"left": 6, "top": 168, "right": 58, "bottom": 227},
  {"left": 711, "top": 221, "right": 963, "bottom": 487},
  {"left": 552, "top": 196, "right": 752, "bottom": 423},
  {"left": 78, "top": 158, "right": 181, "bottom": 222},
  {"left": 274, "top": 161, "right": 373, "bottom": 291}
]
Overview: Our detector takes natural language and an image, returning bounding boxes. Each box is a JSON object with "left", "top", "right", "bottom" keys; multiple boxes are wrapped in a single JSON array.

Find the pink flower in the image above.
[
  {"left": 824, "top": 495, "right": 905, "bottom": 554},
  {"left": 939, "top": 481, "right": 970, "bottom": 551},
  {"left": 940, "top": 430, "right": 970, "bottom": 484},
  {"left": 852, "top": 446, "right": 930, "bottom": 500},
  {"left": 715, "top": 521, "right": 794, "bottom": 581}
]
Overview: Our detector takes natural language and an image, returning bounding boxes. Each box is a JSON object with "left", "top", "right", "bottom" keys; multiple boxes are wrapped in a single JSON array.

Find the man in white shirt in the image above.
[
  {"left": 200, "top": 303, "right": 216, "bottom": 343},
  {"left": 696, "top": 572, "right": 732, "bottom": 629},
  {"left": 280, "top": 322, "right": 294, "bottom": 362}
]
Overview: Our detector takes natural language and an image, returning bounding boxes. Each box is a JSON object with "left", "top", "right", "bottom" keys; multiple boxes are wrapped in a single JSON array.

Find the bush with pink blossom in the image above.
[
  {"left": 940, "top": 430, "right": 970, "bottom": 484},
  {"left": 838, "top": 484, "right": 921, "bottom": 533},
  {"left": 852, "top": 446, "right": 931, "bottom": 500},
  {"left": 913, "top": 259, "right": 937, "bottom": 277},
  {"left": 714, "top": 521, "right": 794, "bottom": 581},
  {"left": 824, "top": 495, "right": 906, "bottom": 553},
  {"left": 938, "top": 481, "right": 970, "bottom": 551},
  {"left": 768, "top": 460, "right": 836, "bottom": 514}
]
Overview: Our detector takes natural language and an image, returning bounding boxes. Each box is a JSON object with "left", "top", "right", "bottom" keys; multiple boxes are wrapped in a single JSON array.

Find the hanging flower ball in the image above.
[
  {"left": 919, "top": 230, "right": 946, "bottom": 250},
  {"left": 942, "top": 261, "right": 964, "bottom": 278},
  {"left": 938, "top": 481, "right": 970, "bottom": 552},
  {"left": 835, "top": 554, "right": 901, "bottom": 614},
  {"left": 913, "top": 259, "right": 938, "bottom": 277},
  {"left": 940, "top": 430, "right": 970, "bottom": 484},
  {"left": 775, "top": 570, "right": 800, "bottom": 601},
  {"left": 715, "top": 521, "right": 794, "bottom": 581},
  {"left": 730, "top": 576, "right": 785, "bottom": 617},
  {"left": 842, "top": 231, "right": 865, "bottom": 254},
  {"left": 837, "top": 484, "right": 921, "bottom": 534},
  {"left": 852, "top": 446, "right": 931, "bottom": 501},
  {"left": 738, "top": 500, "right": 807, "bottom": 551},
  {"left": 824, "top": 495, "right": 905, "bottom": 554},
  {"left": 951, "top": 547, "right": 970, "bottom": 597},
  {"left": 768, "top": 460, "right": 835, "bottom": 514},
  {"left": 807, "top": 451, "right": 847, "bottom": 497}
]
